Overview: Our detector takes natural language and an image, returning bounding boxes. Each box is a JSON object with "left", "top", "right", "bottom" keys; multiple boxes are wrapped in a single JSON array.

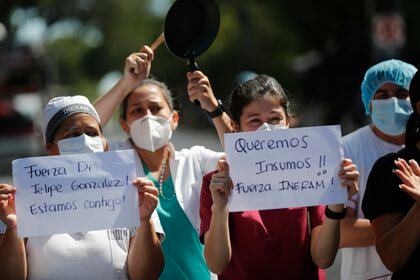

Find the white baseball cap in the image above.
[{"left": 43, "top": 95, "right": 100, "bottom": 143}]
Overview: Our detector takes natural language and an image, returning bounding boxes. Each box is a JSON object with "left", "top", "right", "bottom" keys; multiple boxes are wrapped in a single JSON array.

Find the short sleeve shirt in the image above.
[
  {"left": 362, "top": 146, "right": 420, "bottom": 279},
  {"left": 200, "top": 171, "right": 326, "bottom": 280}
]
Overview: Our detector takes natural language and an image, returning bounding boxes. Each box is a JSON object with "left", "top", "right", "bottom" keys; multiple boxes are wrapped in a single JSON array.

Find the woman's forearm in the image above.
[
  {"left": 0, "top": 226, "right": 27, "bottom": 279},
  {"left": 212, "top": 113, "right": 233, "bottom": 149},
  {"left": 340, "top": 207, "right": 376, "bottom": 248},
  {"left": 374, "top": 204, "right": 420, "bottom": 272},
  {"left": 93, "top": 78, "right": 134, "bottom": 126},
  {"left": 204, "top": 205, "right": 231, "bottom": 275},
  {"left": 127, "top": 220, "right": 163, "bottom": 280},
  {"left": 311, "top": 205, "right": 342, "bottom": 269}
]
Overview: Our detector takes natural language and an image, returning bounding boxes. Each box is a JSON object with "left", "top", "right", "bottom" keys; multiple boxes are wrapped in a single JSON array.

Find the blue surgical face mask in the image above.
[{"left": 371, "top": 97, "right": 413, "bottom": 136}]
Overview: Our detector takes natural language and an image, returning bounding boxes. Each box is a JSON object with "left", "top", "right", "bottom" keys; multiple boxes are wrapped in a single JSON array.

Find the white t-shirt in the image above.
[
  {"left": 27, "top": 229, "right": 135, "bottom": 280},
  {"left": 23, "top": 213, "right": 163, "bottom": 280},
  {"left": 341, "top": 125, "right": 401, "bottom": 280}
]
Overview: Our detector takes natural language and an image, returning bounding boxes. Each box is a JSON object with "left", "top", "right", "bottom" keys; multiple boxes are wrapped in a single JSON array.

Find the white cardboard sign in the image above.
[
  {"left": 224, "top": 125, "right": 346, "bottom": 212},
  {"left": 12, "top": 150, "right": 139, "bottom": 238}
]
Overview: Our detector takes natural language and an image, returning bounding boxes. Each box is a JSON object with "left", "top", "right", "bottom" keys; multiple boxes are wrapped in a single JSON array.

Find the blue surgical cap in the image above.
[{"left": 361, "top": 59, "right": 417, "bottom": 115}]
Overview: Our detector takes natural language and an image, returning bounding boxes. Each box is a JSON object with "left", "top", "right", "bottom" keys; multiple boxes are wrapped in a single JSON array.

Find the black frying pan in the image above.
[
  {"left": 163, "top": 0, "right": 220, "bottom": 72},
  {"left": 149, "top": 0, "right": 220, "bottom": 105}
]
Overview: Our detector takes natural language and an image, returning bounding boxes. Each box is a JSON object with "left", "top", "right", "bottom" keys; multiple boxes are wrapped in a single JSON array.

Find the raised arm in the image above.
[
  {"left": 94, "top": 46, "right": 154, "bottom": 126},
  {"left": 127, "top": 178, "right": 163, "bottom": 280},
  {"left": 187, "top": 71, "right": 233, "bottom": 147},
  {"left": 0, "top": 184, "right": 27, "bottom": 279}
]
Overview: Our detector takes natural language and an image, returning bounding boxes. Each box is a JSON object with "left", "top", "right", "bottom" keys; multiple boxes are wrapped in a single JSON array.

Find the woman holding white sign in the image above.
[
  {"left": 0, "top": 96, "right": 164, "bottom": 280},
  {"left": 93, "top": 46, "right": 225, "bottom": 280},
  {"left": 196, "top": 74, "right": 359, "bottom": 279}
]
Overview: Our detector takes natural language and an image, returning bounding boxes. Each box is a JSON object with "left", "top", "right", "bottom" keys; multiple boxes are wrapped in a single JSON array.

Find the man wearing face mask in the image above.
[
  {"left": 340, "top": 59, "right": 417, "bottom": 280},
  {"left": 0, "top": 95, "right": 164, "bottom": 280}
]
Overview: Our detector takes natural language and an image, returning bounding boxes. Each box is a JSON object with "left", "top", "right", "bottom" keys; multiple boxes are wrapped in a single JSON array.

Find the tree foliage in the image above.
[{"left": 2, "top": 0, "right": 420, "bottom": 132}]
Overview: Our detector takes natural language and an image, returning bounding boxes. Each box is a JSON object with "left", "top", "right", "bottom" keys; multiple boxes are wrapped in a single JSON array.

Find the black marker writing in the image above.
[
  {"left": 30, "top": 200, "right": 78, "bottom": 215},
  {"left": 234, "top": 135, "right": 309, "bottom": 154},
  {"left": 318, "top": 155, "right": 326, "bottom": 168},
  {"left": 70, "top": 176, "right": 129, "bottom": 191},
  {"left": 24, "top": 164, "right": 67, "bottom": 179},
  {"left": 235, "top": 182, "right": 272, "bottom": 194},
  {"left": 255, "top": 158, "right": 311, "bottom": 174},
  {"left": 77, "top": 161, "right": 98, "bottom": 173},
  {"left": 234, "top": 138, "right": 266, "bottom": 154},
  {"left": 278, "top": 179, "right": 325, "bottom": 191},
  {"left": 84, "top": 195, "right": 126, "bottom": 211},
  {"left": 31, "top": 183, "right": 63, "bottom": 197}
]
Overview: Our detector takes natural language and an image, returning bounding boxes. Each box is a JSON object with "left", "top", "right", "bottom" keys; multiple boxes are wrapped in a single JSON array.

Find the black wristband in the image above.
[
  {"left": 206, "top": 99, "right": 225, "bottom": 119},
  {"left": 324, "top": 206, "right": 347, "bottom": 220}
]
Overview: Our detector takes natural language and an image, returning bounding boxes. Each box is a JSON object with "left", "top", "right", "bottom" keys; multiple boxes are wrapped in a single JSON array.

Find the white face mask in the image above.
[
  {"left": 129, "top": 114, "right": 173, "bottom": 152},
  {"left": 57, "top": 134, "right": 104, "bottom": 155},
  {"left": 256, "top": 122, "right": 288, "bottom": 131}
]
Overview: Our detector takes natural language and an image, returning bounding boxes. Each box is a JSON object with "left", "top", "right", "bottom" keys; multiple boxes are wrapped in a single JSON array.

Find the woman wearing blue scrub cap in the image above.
[
  {"left": 340, "top": 59, "right": 417, "bottom": 280},
  {"left": 361, "top": 59, "right": 417, "bottom": 138}
]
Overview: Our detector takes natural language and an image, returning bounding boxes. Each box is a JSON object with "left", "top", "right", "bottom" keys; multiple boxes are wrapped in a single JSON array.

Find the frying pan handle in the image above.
[
  {"left": 188, "top": 58, "right": 199, "bottom": 72},
  {"left": 188, "top": 58, "right": 201, "bottom": 106}
]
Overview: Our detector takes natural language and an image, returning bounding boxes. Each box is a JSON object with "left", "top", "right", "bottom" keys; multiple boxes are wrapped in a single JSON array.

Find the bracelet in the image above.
[
  {"left": 206, "top": 99, "right": 226, "bottom": 119},
  {"left": 324, "top": 206, "right": 347, "bottom": 220}
]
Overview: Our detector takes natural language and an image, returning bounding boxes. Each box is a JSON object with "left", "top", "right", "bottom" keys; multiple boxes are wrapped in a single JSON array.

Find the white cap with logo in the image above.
[{"left": 43, "top": 95, "right": 100, "bottom": 143}]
